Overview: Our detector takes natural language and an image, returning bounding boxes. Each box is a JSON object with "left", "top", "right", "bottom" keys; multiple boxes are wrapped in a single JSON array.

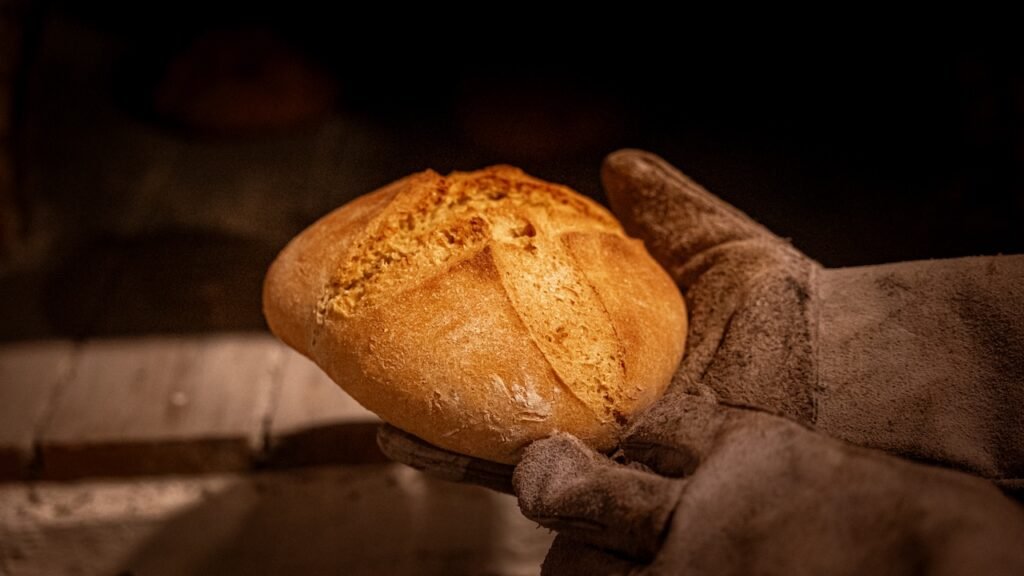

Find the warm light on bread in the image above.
[{"left": 263, "top": 166, "right": 687, "bottom": 463}]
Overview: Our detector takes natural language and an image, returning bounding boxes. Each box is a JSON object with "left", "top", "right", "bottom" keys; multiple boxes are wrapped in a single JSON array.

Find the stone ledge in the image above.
[{"left": 0, "top": 334, "right": 382, "bottom": 481}]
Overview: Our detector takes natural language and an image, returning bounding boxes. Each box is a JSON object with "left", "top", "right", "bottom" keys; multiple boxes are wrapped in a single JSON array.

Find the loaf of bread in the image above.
[{"left": 263, "top": 166, "right": 687, "bottom": 463}]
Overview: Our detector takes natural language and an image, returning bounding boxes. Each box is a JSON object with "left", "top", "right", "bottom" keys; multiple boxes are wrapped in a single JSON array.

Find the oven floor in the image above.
[{"left": 0, "top": 464, "right": 552, "bottom": 576}]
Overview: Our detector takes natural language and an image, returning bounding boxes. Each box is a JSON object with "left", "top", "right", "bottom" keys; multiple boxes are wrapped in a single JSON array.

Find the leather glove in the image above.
[
  {"left": 381, "top": 149, "right": 1024, "bottom": 494},
  {"left": 518, "top": 397, "right": 1024, "bottom": 575},
  {"left": 600, "top": 150, "right": 1024, "bottom": 491}
]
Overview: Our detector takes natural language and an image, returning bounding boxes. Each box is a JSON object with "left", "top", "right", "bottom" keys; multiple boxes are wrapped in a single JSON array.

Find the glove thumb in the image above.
[{"left": 602, "top": 149, "right": 774, "bottom": 284}]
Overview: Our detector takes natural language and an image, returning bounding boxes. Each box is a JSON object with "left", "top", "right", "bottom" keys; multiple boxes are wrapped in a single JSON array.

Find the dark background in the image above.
[{"left": 2, "top": 4, "right": 1022, "bottom": 339}]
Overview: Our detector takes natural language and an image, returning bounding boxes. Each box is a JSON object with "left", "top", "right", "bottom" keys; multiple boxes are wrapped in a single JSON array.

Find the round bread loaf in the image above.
[{"left": 263, "top": 166, "right": 687, "bottom": 463}]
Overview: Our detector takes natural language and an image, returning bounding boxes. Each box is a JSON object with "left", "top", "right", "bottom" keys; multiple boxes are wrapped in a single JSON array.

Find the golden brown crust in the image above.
[
  {"left": 263, "top": 166, "right": 687, "bottom": 463},
  {"left": 262, "top": 177, "right": 405, "bottom": 357}
]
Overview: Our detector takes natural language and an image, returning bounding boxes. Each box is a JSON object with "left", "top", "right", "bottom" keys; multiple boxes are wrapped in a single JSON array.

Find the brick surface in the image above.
[
  {"left": 38, "top": 334, "right": 281, "bottom": 479},
  {"left": 266, "top": 346, "right": 383, "bottom": 467},
  {"left": 0, "top": 340, "right": 73, "bottom": 479}
]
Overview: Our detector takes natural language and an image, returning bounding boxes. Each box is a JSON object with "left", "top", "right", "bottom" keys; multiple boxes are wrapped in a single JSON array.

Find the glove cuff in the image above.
[{"left": 815, "top": 255, "right": 1024, "bottom": 485}]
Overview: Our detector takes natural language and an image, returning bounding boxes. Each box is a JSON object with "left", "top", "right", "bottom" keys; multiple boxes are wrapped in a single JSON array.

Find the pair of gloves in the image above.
[{"left": 379, "top": 150, "right": 1024, "bottom": 575}]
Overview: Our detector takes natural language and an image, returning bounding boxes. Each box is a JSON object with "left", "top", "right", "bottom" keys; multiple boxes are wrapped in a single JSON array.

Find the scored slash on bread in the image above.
[{"left": 263, "top": 166, "right": 686, "bottom": 463}]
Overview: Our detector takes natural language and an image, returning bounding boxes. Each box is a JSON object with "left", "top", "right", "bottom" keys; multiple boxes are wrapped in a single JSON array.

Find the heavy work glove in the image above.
[
  {"left": 595, "top": 149, "right": 1024, "bottom": 492},
  {"left": 519, "top": 397, "right": 1024, "bottom": 575},
  {"left": 380, "top": 149, "right": 1024, "bottom": 493}
]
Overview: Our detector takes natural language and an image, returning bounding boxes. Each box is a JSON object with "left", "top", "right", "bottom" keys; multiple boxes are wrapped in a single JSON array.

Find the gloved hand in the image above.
[
  {"left": 517, "top": 396, "right": 1024, "bottom": 575},
  {"left": 600, "top": 150, "right": 1024, "bottom": 493},
  {"left": 381, "top": 149, "right": 1024, "bottom": 491}
]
